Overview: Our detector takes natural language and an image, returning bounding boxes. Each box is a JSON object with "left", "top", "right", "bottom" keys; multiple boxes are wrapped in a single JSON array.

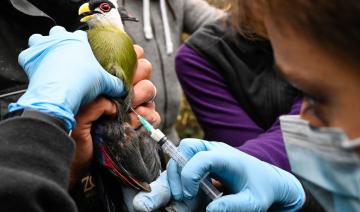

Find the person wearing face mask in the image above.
[{"left": 132, "top": 1, "right": 360, "bottom": 211}]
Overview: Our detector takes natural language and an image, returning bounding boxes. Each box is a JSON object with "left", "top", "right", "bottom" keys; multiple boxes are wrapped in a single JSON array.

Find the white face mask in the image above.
[{"left": 280, "top": 115, "right": 360, "bottom": 212}]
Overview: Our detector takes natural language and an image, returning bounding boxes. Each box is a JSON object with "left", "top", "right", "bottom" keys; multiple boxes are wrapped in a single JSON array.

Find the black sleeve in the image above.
[{"left": 0, "top": 116, "right": 77, "bottom": 211}]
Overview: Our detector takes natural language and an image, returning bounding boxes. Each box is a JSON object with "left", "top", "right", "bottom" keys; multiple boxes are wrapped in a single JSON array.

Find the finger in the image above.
[
  {"left": 177, "top": 138, "right": 210, "bottom": 159},
  {"left": 140, "top": 101, "right": 156, "bottom": 110},
  {"left": 18, "top": 49, "right": 33, "bottom": 75},
  {"left": 101, "top": 71, "right": 126, "bottom": 98},
  {"left": 167, "top": 159, "right": 184, "bottom": 201},
  {"left": 73, "top": 30, "right": 88, "bottom": 42},
  {"left": 129, "top": 111, "right": 160, "bottom": 128},
  {"left": 133, "top": 171, "right": 171, "bottom": 212},
  {"left": 28, "top": 34, "right": 43, "bottom": 47},
  {"left": 132, "top": 80, "right": 156, "bottom": 107},
  {"left": 148, "top": 86, "right": 157, "bottom": 102},
  {"left": 180, "top": 150, "right": 228, "bottom": 199},
  {"left": 207, "top": 191, "right": 261, "bottom": 212},
  {"left": 133, "top": 59, "right": 152, "bottom": 84},
  {"left": 49, "top": 25, "right": 67, "bottom": 35},
  {"left": 76, "top": 96, "right": 117, "bottom": 124},
  {"left": 72, "top": 97, "right": 117, "bottom": 141},
  {"left": 102, "top": 99, "right": 118, "bottom": 117},
  {"left": 73, "top": 29, "right": 87, "bottom": 37},
  {"left": 18, "top": 48, "right": 43, "bottom": 78},
  {"left": 129, "top": 104, "right": 160, "bottom": 128},
  {"left": 164, "top": 139, "right": 211, "bottom": 200},
  {"left": 134, "top": 44, "right": 144, "bottom": 59}
]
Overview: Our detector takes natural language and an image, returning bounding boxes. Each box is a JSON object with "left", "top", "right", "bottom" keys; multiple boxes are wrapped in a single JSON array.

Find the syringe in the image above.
[{"left": 131, "top": 108, "right": 223, "bottom": 200}]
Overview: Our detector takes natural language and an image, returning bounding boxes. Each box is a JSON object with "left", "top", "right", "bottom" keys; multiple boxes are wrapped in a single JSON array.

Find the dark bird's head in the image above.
[{"left": 79, "top": 0, "right": 123, "bottom": 28}]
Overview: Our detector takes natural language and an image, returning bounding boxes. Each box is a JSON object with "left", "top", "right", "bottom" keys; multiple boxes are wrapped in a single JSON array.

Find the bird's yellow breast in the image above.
[{"left": 87, "top": 24, "right": 137, "bottom": 87}]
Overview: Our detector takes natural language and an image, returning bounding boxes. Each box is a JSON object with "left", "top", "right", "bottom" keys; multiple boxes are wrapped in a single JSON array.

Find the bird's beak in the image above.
[{"left": 79, "top": 3, "right": 94, "bottom": 22}]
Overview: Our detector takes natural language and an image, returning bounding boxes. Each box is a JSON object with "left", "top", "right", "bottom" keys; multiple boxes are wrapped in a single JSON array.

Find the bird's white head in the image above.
[{"left": 79, "top": 0, "right": 124, "bottom": 29}]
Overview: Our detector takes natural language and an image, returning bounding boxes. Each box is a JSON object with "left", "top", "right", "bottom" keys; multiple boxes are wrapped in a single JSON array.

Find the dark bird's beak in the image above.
[{"left": 79, "top": 3, "right": 94, "bottom": 22}]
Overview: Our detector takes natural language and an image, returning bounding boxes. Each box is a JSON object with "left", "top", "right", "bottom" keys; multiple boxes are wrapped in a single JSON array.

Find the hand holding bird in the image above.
[
  {"left": 70, "top": 46, "right": 160, "bottom": 188},
  {"left": 77, "top": 0, "right": 162, "bottom": 192}
]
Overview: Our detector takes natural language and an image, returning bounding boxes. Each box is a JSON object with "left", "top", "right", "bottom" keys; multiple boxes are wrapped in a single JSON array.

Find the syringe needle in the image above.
[
  {"left": 130, "top": 107, "right": 154, "bottom": 132},
  {"left": 129, "top": 107, "right": 140, "bottom": 116},
  {"left": 134, "top": 113, "right": 223, "bottom": 200}
]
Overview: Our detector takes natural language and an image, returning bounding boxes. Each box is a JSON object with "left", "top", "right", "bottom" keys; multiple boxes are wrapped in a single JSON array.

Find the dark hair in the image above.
[{"left": 230, "top": 0, "right": 360, "bottom": 66}]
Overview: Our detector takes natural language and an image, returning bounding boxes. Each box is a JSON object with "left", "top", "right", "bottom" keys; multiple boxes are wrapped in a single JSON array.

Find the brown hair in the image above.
[
  {"left": 228, "top": 0, "right": 267, "bottom": 39},
  {"left": 230, "top": 0, "right": 360, "bottom": 65}
]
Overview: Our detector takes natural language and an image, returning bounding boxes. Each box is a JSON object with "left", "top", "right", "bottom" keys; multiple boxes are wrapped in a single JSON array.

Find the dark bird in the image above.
[{"left": 79, "top": 0, "right": 161, "bottom": 192}]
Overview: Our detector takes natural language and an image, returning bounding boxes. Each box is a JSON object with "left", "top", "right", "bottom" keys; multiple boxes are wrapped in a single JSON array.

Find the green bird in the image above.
[
  {"left": 79, "top": 0, "right": 136, "bottom": 90},
  {"left": 78, "top": 0, "right": 161, "bottom": 192}
]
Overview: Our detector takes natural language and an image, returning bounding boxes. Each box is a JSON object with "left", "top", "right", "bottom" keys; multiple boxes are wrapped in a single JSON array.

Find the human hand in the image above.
[
  {"left": 69, "top": 45, "right": 160, "bottom": 187},
  {"left": 164, "top": 139, "right": 305, "bottom": 211},
  {"left": 128, "top": 45, "right": 160, "bottom": 129},
  {"left": 133, "top": 171, "right": 204, "bottom": 212},
  {"left": 8, "top": 26, "right": 124, "bottom": 131}
]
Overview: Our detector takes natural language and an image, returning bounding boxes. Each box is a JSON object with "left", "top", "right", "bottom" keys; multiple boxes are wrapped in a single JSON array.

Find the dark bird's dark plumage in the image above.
[{"left": 80, "top": 0, "right": 161, "bottom": 192}]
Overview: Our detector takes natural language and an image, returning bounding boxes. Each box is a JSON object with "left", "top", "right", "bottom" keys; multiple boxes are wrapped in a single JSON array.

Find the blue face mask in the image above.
[{"left": 280, "top": 115, "right": 360, "bottom": 212}]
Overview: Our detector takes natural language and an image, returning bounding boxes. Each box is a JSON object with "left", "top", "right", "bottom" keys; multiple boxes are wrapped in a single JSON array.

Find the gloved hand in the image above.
[
  {"left": 133, "top": 171, "right": 204, "bottom": 212},
  {"left": 8, "top": 26, "right": 124, "bottom": 131},
  {"left": 135, "top": 138, "right": 305, "bottom": 211},
  {"left": 170, "top": 139, "right": 305, "bottom": 211}
]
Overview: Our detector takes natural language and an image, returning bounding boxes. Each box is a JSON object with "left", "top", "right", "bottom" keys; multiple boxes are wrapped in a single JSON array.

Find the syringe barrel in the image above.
[
  {"left": 160, "top": 138, "right": 223, "bottom": 200},
  {"left": 161, "top": 140, "right": 188, "bottom": 167},
  {"left": 199, "top": 173, "right": 223, "bottom": 200}
]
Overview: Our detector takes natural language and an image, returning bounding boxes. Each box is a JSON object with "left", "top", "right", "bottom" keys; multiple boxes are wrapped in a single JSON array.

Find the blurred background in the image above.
[
  {"left": 207, "top": 0, "right": 227, "bottom": 8},
  {"left": 175, "top": 0, "right": 227, "bottom": 139}
]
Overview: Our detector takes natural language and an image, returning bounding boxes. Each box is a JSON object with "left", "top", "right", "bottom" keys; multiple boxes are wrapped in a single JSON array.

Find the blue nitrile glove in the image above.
[
  {"left": 166, "top": 138, "right": 305, "bottom": 212},
  {"left": 133, "top": 171, "right": 171, "bottom": 211},
  {"left": 133, "top": 171, "right": 205, "bottom": 212},
  {"left": 8, "top": 26, "right": 125, "bottom": 131}
]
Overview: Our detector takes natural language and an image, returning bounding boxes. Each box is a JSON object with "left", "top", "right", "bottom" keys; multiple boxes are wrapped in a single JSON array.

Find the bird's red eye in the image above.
[{"left": 99, "top": 3, "right": 111, "bottom": 12}]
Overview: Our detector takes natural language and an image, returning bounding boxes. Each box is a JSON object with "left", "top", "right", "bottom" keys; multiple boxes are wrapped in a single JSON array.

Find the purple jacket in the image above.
[{"left": 176, "top": 44, "right": 302, "bottom": 171}]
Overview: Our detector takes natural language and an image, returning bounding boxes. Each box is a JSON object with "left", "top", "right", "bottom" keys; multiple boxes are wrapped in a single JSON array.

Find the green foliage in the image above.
[{"left": 175, "top": 96, "right": 204, "bottom": 139}]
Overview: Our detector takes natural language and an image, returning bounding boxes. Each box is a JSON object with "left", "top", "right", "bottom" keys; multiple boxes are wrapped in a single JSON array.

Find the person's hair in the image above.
[
  {"left": 229, "top": 0, "right": 360, "bottom": 66},
  {"left": 228, "top": 0, "right": 267, "bottom": 39}
]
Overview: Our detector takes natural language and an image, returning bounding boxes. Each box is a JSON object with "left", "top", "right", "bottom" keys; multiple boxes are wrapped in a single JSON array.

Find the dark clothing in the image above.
[
  {"left": 176, "top": 18, "right": 300, "bottom": 170},
  {"left": 300, "top": 188, "right": 326, "bottom": 212},
  {"left": 0, "top": 0, "right": 83, "bottom": 118},
  {"left": 0, "top": 112, "right": 77, "bottom": 211},
  {"left": 186, "top": 20, "right": 299, "bottom": 130},
  {"left": 176, "top": 44, "right": 302, "bottom": 170},
  {"left": 0, "top": 0, "right": 221, "bottom": 140},
  {"left": 178, "top": 21, "right": 325, "bottom": 211},
  {"left": 0, "top": 111, "right": 325, "bottom": 211}
]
